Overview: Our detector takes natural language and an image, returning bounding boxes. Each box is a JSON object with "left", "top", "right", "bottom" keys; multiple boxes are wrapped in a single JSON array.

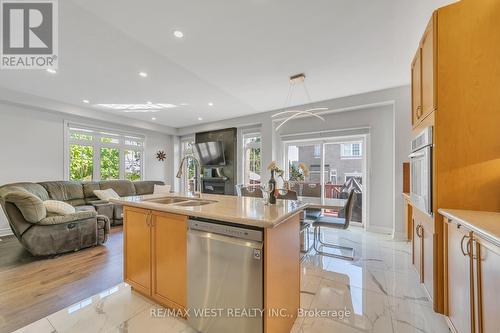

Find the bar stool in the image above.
[{"left": 312, "top": 190, "right": 355, "bottom": 261}]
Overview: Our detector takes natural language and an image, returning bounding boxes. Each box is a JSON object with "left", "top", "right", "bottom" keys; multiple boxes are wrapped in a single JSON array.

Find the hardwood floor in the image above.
[{"left": 0, "top": 227, "right": 124, "bottom": 333}]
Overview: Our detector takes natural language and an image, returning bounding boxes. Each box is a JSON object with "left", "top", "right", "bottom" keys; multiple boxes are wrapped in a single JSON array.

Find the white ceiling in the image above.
[{"left": 0, "top": 0, "right": 454, "bottom": 128}]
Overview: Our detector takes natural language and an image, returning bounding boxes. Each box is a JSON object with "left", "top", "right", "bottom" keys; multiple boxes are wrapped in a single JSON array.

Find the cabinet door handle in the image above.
[
  {"left": 460, "top": 234, "right": 471, "bottom": 256},
  {"left": 416, "top": 225, "right": 424, "bottom": 238},
  {"left": 416, "top": 106, "right": 423, "bottom": 118}
]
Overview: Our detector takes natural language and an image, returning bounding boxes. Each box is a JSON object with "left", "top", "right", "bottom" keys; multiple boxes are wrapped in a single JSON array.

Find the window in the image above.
[
  {"left": 180, "top": 139, "right": 196, "bottom": 192},
  {"left": 285, "top": 138, "right": 366, "bottom": 224},
  {"left": 124, "top": 150, "right": 142, "bottom": 181},
  {"left": 243, "top": 133, "right": 261, "bottom": 185},
  {"left": 66, "top": 124, "right": 144, "bottom": 181},
  {"left": 341, "top": 142, "right": 362, "bottom": 159},
  {"left": 313, "top": 144, "right": 321, "bottom": 158}
]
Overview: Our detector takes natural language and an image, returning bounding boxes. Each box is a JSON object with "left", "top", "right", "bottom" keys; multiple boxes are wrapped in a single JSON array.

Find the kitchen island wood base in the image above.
[{"left": 123, "top": 205, "right": 301, "bottom": 333}]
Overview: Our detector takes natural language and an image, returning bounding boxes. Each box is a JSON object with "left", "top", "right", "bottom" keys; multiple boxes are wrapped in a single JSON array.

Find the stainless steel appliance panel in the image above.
[
  {"left": 409, "top": 127, "right": 433, "bottom": 215},
  {"left": 187, "top": 219, "right": 263, "bottom": 333}
]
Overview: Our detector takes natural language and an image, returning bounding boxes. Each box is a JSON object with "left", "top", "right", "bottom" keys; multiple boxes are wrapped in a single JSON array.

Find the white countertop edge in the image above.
[
  {"left": 438, "top": 208, "right": 500, "bottom": 248},
  {"left": 111, "top": 197, "right": 308, "bottom": 229}
]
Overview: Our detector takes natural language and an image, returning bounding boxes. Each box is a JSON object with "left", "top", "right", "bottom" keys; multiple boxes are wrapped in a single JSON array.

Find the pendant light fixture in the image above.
[{"left": 272, "top": 73, "right": 327, "bottom": 131}]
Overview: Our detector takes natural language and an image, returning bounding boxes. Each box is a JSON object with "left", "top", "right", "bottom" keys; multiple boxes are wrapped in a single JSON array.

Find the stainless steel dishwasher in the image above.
[{"left": 187, "top": 218, "right": 263, "bottom": 333}]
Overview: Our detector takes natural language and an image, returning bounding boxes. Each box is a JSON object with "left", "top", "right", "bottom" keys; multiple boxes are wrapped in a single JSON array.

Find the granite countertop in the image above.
[
  {"left": 111, "top": 193, "right": 308, "bottom": 229},
  {"left": 439, "top": 209, "right": 500, "bottom": 247}
]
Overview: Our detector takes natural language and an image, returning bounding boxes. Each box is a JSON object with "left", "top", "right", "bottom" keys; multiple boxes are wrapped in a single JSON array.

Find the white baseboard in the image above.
[
  {"left": 0, "top": 227, "right": 13, "bottom": 237},
  {"left": 366, "top": 225, "right": 393, "bottom": 235},
  {"left": 391, "top": 230, "right": 407, "bottom": 241}
]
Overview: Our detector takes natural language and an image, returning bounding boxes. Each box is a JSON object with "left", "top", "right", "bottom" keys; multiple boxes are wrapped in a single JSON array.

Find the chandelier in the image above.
[{"left": 272, "top": 73, "right": 327, "bottom": 131}]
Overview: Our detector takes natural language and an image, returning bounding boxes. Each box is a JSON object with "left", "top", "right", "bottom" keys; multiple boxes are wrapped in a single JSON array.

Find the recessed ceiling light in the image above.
[
  {"left": 208, "top": 102, "right": 214, "bottom": 106},
  {"left": 173, "top": 30, "right": 184, "bottom": 38},
  {"left": 46, "top": 68, "right": 57, "bottom": 74},
  {"left": 138, "top": 71, "right": 148, "bottom": 78},
  {"left": 179, "top": 103, "right": 189, "bottom": 106},
  {"left": 82, "top": 99, "right": 90, "bottom": 104},
  {"left": 197, "top": 117, "right": 203, "bottom": 121},
  {"left": 152, "top": 117, "right": 156, "bottom": 120}
]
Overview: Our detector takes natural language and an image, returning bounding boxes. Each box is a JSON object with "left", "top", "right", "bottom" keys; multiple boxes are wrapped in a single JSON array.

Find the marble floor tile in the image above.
[
  {"left": 46, "top": 283, "right": 152, "bottom": 333},
  {"left": 13, "top": 227, "right": 451, "bottom": 333},
  {"left": 109, "top": 306, "right": 197, "bottom": 333},
  {"left": 12, "top": 318, "right": 56, "bottom": 333},
  {"left": 308, "top": 278, "right": 394, "bottom": 332}
]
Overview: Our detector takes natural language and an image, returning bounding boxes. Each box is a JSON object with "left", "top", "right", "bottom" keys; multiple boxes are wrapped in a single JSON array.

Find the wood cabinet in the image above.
[
  {"left": 412, "top": 214, "right": 423, "bottom": 280},
  {"left": 123, "top": 207, "right": 187, "bottom": 310},
  {"left": 444, "top": 217, "right": 500, "bottom": 333},
  {"left": 420, "top": 16, "right": 436, "bottom": 120},
  {"left": 421, "top": 215, "right": 434, "bottom": 297},
  {"left": 411, "top": 13, "right": 436, "bottom": 128},
  {"left": 412, "top": 208, "right": 434, "bottom": 298},
  {"left": 403, "top": 195, "right": 413, "bottom": 240},
  {"left": 411, "top": 49, "right": 422, "bottom": 127},
  {"left": 123, "top": 207, "right": 152, "bottom": 296},
  {"left": 151, "top": 211, "right": 187, "bottom": 311},
  {"left": 445, "top": 219, "right": 474, "bottom": 333},
  {"left": 474, "top": 235, "right": 500, "bottom": 333}
]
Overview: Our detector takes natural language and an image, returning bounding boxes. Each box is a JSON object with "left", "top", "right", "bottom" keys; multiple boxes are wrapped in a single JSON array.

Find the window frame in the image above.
[
  {"left": 180, "top": 137, "right": 196, "bottom": 192},
  {"left": 64, "top": 121, "right": 145, "bottom": 181},
  {"left": 242, "top": 132, "right": 262, "bottom": 185},
  {"left": 340, "top": 142, "right": 363, "bottom": 159}
]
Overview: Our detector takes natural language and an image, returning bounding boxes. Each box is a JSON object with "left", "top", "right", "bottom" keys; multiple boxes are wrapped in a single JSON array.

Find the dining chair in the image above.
[
  {"left": 312, "top": 190, "right": 355, "bottom": 260},
  {"left": 235, "top": 184, "right": 264, "bottom": 198}
]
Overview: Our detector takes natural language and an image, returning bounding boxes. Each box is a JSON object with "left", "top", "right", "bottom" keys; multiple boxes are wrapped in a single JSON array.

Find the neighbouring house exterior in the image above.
[{"left": 293, "top": 142, "right": 363, "bottom": 185}]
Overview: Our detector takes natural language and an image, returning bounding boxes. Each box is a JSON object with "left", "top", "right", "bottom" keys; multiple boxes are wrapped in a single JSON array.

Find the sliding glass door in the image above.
[{"left": 285, "top": 137, "right": 366, "bottom": 225}]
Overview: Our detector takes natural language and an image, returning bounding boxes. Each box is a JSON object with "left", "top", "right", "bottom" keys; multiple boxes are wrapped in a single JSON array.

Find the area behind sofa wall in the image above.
[{"left": 0, "top": 102, "right": 173, "bottom": 236}]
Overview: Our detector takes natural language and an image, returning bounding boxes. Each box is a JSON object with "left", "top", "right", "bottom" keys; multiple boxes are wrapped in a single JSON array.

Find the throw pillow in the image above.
[
  {"left": 153, "top": 184, "right": 171, "bottom": 195},
  {"left": 43, "top": 200, "right": 76, "bottom": 215},
  {"left": 93, "top": 188, "right": 120, "bottom": 201},
  {"left": 4, "top": 189, "right": 47, "bottom": 223}
]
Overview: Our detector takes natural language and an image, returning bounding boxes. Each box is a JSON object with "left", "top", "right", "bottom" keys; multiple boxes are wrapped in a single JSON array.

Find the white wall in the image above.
[
  {"left": 0, "top": 102, "right": 173, "bottom": 236},
  {"left": 177, "top": 86, "right": 411, "bottom": 237}
]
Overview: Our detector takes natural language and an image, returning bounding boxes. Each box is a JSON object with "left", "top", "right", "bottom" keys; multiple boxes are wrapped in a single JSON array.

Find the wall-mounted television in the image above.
[{"left": 194, "top": 141, "right": 226, "bottom": 167}]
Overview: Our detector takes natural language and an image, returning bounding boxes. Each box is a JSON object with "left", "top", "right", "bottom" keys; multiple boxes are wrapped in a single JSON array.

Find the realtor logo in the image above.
[{"left": 1, "top": 0, "right": 58, "bottom": 69}]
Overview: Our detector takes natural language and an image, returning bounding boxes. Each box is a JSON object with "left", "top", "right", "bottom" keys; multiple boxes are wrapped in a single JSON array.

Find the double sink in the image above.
[{"left": 143, "top": 196, "right": 217, "bottom": 207}]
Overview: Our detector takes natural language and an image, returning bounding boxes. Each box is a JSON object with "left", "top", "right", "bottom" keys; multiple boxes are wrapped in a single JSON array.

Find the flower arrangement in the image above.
[
  {"left": 267, "top": 161, "right": 284, "bottom": 180},
  {"left": 289, "top": 162, "right": 309, "bottom": 181}
]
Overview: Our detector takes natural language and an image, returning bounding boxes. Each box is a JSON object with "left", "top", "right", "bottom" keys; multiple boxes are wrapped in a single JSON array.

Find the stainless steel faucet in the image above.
[{"left": 176, "top": 154, "right": 202, "bottom": 197}]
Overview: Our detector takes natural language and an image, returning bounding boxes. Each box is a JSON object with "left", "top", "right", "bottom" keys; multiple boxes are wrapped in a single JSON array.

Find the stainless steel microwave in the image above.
[{"left": 409, "top": 127, "right": 433, "bottom": 215}]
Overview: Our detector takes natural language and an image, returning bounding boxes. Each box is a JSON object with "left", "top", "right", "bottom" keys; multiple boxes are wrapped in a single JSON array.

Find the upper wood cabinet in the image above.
[
  {"left": 411, "top": 49, "right": 422, "bottom": 127},
  {"left": 123, "top": 207, "right": 187, "bottom": 310},
  {"left": 421, "top": 15, "right": 436, "bottom": 119},
  {"left": 411, "top": 13, "right": 437, "bottom": 128},
  {"left": 123, "top": 207, "right": 152, "bottom": 296}
]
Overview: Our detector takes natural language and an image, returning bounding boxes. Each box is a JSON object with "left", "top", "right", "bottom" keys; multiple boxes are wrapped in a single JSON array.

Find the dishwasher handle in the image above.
[{"left": 188, "top": 229, "right": 263, "bottom": 250}]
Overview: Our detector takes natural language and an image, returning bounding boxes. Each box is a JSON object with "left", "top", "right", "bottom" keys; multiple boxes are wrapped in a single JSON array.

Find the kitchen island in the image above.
[{"left": 111, "top": 193, "right": 307, "bottom": 333}]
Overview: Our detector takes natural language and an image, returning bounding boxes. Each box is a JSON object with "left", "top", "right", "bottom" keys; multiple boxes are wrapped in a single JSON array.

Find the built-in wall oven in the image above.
[{"left": 409, "top": 127, "right": 433, "bottom": 215}]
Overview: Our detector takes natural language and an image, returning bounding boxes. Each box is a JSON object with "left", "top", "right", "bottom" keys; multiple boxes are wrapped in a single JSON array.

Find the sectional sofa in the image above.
[{"left": 0, "top": 180, "right": 164, "bottom": 256}]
